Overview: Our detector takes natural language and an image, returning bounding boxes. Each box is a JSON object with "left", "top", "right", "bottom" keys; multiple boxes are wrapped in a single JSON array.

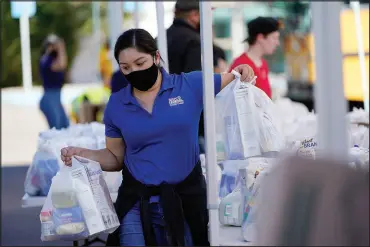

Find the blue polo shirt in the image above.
[
  {"left": 104, "top": 68, "right": 221, "bottom": 186},
  {"left": 110, "top": 70, "right": 129, "bottom": 93},
  {"left": 39, "top": 55, "right": 64, "bottom": 90}
]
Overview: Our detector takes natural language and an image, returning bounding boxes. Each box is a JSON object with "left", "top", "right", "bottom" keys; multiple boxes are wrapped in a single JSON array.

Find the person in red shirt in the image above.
[{"left": 229, "top": 17, "right": 281, "bottom": 98}]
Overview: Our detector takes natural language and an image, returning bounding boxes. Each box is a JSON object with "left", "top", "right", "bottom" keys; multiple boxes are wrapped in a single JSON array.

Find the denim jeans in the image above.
[
  {"left": 39, "top": 89, "right": 69, "bottom": 130},
  {"left": 120, "top": 202, "right": 193, "bottom": 246}
]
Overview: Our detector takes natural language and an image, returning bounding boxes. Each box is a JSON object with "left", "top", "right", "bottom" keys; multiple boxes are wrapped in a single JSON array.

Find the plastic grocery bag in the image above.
[
  {"left": 219, "top": 187, "right": 244, "bottom": 226},
  {"left": 219, "top": 160, "right": 248, "bottom": 198},
  {"left": 40, "top": 156, "right": 119, "bottom": 242},
  {"left": 218, "top": 159, "right": 259, "bottom": 226},
  {"left": 348, "top": 146, "right": 369, "bottom": 170},
  {"left": 25, "top": 123, "right": 108, "bottom": 196},
  {"left": 103, "top": 171, "right": 122, "bottom": 193},
  {"left": 24, "top": 138, "right": 67, "bottom": 196},
  {"left": 215, "top": 73, "right": 261, "bottom": 160},
  {"left": 350, "top": 125, "right": 369, "bottom": 149},
  {"left": 241, "top": 168, "right": 268, "bottom": 242},
  {"left": 215, "top": 71, "right": 284, "bottom": 161},
  {"left": 347, "top": 107, "right": 369, "bottom": 125},
  {"left": 290, "top": 137, "right": 318, "bottom": 160},
  {"left": 40, "top": 167, "right": 89, "bottom": 241},
  {"left": 219, "top": 158, "right": 272, "bottom": 227},
  {"left": 252, "top": 88, "right": 285, "bottom": 153}
]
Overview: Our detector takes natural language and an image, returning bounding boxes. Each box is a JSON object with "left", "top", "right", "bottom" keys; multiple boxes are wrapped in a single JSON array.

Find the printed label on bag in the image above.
[{"left": 300, "top": 138, "right": 317, "bottom": 149}]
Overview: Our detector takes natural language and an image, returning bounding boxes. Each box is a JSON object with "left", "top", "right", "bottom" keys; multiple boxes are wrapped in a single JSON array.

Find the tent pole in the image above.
[
  {"left": 311, "top": 2, "right": 348, "bottom": 159},
  {"left": 199, "top": 1, "right": 220, "bottom": 246}
]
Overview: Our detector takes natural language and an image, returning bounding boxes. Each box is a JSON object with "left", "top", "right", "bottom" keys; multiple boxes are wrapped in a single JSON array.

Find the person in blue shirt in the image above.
[
  {"left": 60, "top": 28, "right": 254, "bottom": 246},
  {"left": 110, "top": 69, "right": 129, "bottom": 93},
  {"left": 39, "top": 34, "right": 69, "bottom": 129}
]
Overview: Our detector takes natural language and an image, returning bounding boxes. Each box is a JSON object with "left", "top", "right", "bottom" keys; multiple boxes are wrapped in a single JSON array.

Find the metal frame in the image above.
[
  {"left": 155, "top": 2, "right": 169, "bottom": 71},
  {"left": 107, "top": 2, "right": 123, "bottom": 71},
  {"left": 310, "top": 2, "right": 349, "bottom": 159},
  {"left": 350, "top": 1, "right": 369, "bottom": 112},
  {"left": 199, "top": 1, "right": 220, "bottom": 246}
]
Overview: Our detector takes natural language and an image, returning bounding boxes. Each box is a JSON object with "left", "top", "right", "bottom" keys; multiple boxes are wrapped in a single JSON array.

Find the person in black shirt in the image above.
[{"left": 166, "top": 0, "right": 228, "bottom": 153}]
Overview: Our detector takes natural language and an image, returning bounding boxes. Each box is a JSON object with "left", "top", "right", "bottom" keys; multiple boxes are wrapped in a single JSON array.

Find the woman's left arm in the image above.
[{"left": 220, "top": 64, "right": 255, "bottom": 90}]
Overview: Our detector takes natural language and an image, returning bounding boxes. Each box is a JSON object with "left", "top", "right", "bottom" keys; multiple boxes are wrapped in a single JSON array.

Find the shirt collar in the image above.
[{"left": 121, "top": 67, "right": 174, "bottom": 105}]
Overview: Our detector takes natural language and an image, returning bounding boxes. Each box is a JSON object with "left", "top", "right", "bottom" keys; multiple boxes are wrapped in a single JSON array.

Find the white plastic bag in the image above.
[
  {"left": 103, "top": 171, "right": 122, "bottom": 193},
  {"left": 350, "top": 125, "right": 369, "bottom": 149},
  {"left": 219, "top": 187, "right": 244, "bottom": 226},
  {"left": 241, "top": 168, "right": 268, "bottom": 242},
  {"left": 215, "top": 74, "right": 261, "bottom": 160},
  {"left": 25, "top": 138, "right": 67, "bottom": 196},
  {"left": 347, "top": 107, "right": 369, "bottom": 125},
  {"left": 250, "top": 85, "right": 285, "bottom": 153},
  {"left": 40, "top": 156, "right": 119, "bottom": 242},
  {"left": 41, "top": 167, "right": 89, "bottom": 241},
  {"left": 25, "top": 123, "right": 110, "bottom": 196},
  {"left": 215, "top": 72, "right": 284, "bottom": 161},
  {"left": 348, "top": 146, "right": 369, "bottom": 170},
  {"left": 219, "top": 160, "right": 248, "bottom": 198}
]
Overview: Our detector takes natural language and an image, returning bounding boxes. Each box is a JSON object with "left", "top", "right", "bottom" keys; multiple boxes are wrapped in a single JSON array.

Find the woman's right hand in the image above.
[{"left": 61, "top": 146, "right": 81, "bottom": 166}]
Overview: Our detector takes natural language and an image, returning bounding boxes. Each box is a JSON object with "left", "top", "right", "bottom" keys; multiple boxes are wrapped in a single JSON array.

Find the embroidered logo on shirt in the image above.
[{"left": 168, "top": 96, "right": 184, "bottom": 106}]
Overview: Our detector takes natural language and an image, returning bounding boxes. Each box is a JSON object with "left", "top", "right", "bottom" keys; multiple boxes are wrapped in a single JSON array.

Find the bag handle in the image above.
[{"left": 231, "top": 70, "right": 257, "bottom": 88}]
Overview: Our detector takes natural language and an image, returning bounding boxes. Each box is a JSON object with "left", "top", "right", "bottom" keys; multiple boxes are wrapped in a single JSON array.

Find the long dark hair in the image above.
[{"left": 114, "top": 28, "right": 163, "bottom": 65}]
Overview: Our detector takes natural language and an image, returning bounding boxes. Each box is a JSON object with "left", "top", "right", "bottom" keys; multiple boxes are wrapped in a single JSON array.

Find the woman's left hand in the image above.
[{"left": 233, "top": 64, "right": 255, "bottom": 83}]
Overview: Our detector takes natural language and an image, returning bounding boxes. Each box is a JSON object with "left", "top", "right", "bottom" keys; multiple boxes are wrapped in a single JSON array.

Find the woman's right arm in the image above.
[
  {"left": 61, "top": 137, "right": 125, "bottom": 172},
  {"left": 61, "top": 94, "right": 125, "bottom": 171}
]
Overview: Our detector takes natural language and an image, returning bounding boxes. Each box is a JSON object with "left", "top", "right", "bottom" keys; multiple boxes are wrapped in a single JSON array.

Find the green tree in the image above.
[{"left": 1, "top": 1, "right": 91, "bottom": 88}]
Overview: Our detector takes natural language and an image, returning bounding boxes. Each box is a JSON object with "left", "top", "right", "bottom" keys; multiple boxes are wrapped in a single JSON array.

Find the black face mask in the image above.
[{"left": 124, "top": 62, "right": 159, "bottom": 91}]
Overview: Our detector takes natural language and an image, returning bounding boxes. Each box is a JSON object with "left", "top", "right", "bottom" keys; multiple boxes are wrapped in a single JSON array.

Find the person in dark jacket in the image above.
[
  {"left": 167, "top": 0, "right": 224, "bottom": 74},
  {"left": 166, "top": 0, "right": 227, "bottom": 153},
  {"left": 60, "top": 28, "right": 255, "bottom": 246}
]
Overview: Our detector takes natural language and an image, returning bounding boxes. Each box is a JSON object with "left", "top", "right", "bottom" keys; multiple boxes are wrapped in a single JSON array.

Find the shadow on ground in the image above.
[{"left": 1, "top": 166, "right": 106, "bottom": 246}]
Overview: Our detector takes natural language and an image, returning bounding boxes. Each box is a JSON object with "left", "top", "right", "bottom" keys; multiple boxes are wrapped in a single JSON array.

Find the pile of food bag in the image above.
[
  {"left": 214, "top": 73, "right": 283, "bottom": 235},
  {"left": 40, "top": 156, "right": 119, "bottom": 241},
  {"left": 213, "top": 72, "right": 369, "bottom": 243},
  {"left": 24, "top": 122, "right": 122, "bottom": 197}
]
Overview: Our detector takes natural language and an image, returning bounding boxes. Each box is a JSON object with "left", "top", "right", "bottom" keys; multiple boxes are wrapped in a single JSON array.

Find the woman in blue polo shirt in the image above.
[
  {"left": 61, "top": 29, "right": 254, "bottom": 246},
  {"left": 39, "top": 34, "right": 69, "bottom": 129}
]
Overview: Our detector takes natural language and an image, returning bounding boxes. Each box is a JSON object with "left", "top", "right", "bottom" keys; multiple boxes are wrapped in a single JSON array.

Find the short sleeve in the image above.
[
  {"left": 110, "top": 71, "right": 129, "bottom": 93},
  {"left": 103, "top": 96, "right": 122, "bottom": 138},
  {"left": 183, "top": 71, "right": 222, "bottom": 104}
]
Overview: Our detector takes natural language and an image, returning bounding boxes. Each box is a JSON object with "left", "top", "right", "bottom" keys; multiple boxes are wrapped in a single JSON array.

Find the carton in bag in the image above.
[
  {"left": 40, "top": 156, "right": 119, "bottom": 241},
  {"left": 223, "top": 84, "right": 261, "bottom": 160}
]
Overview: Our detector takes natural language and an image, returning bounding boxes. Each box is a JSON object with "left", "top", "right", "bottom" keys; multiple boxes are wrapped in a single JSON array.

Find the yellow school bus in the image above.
[{"left": 306, "top": 8, "right": 369, "bottom": 102}]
